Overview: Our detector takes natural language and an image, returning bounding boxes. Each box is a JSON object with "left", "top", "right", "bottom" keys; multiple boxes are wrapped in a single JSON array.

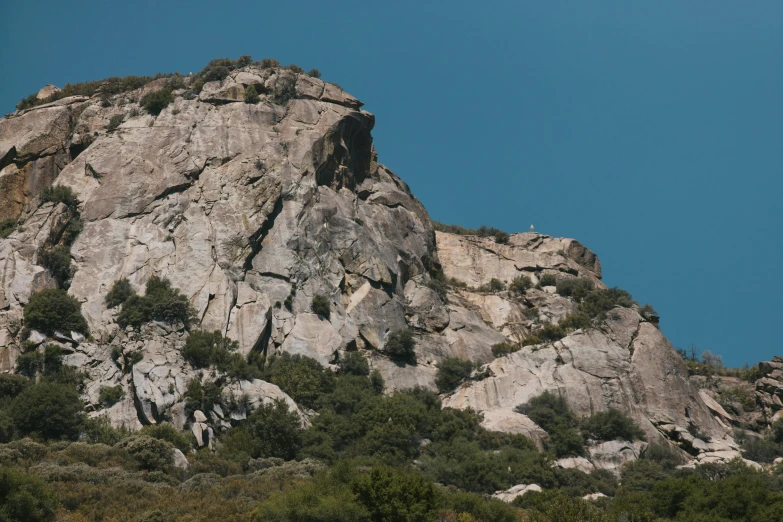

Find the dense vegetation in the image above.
[
  {"left": 23, "top": 288, "right": 89, "bottom": 336},
  {"left": 2, "top": 344, "right": 783, "bottom": 521},
  {"left": 433, "top": 221, "right": 511, "bottom": 244},
  {"left": 107, "top": 276, "right": 194, "bottom": 328}
]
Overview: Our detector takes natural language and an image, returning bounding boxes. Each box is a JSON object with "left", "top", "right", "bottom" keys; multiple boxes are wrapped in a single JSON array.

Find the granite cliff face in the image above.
[{"left": 0, "top": 64, "right": 748, "bottom": 465}]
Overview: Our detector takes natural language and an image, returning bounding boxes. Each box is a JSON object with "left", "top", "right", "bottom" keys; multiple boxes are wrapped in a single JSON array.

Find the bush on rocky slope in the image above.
[
  {"left": 436, "top": 357, "right": 476, "bottom": 393},
  {"left": 311, "top": 294, "right": 331, "bottom": 320},
  {"left": 384, "top": 328, "right": 417, "bottom": 363},
  {"left": 0, "top": 467, "right": 58, "bottom": 522},
  {"left": 141, "top": 88, "right": 174, "bottom": 115},
  {"left": 115, "top": 276, "right": 194, "bottom": 328},
  {"left": 516, "top": 392, "right": 585, "bottom": 457},
  {"left": 40, "top": 185, "right": 78, "bottom": 208},
  {"left": 23, "top": 288, "right": 89, "bottom": 336},
  {"left": 580, "top": 409, "right": 646, "bottom": 442},
  {"left": 0, "top": 218, "right": 17, "bottom": 239},
  {"left": 8, "top": 381, "right": 85, "bottom": 440}
]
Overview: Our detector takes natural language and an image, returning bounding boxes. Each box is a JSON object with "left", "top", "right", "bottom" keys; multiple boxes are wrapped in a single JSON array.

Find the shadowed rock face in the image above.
[{"left": 0, "top": 65, "right": 741, "bottom": 464}]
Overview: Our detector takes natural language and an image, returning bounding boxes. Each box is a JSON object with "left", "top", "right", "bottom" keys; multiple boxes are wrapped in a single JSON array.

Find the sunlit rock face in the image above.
[{"left": 0, "top": 66, "right": 740, "bottom": 465}]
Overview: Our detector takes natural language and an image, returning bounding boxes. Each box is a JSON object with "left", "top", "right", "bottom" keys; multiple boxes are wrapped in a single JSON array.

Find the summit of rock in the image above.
[{"left": 0, "top": 60, "right": 768, "bottom": 468}]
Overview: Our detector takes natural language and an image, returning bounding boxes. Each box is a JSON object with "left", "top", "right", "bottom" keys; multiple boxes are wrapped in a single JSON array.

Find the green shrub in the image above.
[
  {"left": 40, "top": 245, "right": 72, "bottom": 288},
  {"left": 0, "top": 218, "right": 17, "bottom": 239},
  {"left": 520, "top": 335, "right": 542, "bottom": 347},
  {"left": 62, "top": 215, "right": 83, "bottom": 245},
  {"left": 478, "top": 278, "right": 506, "bottom": 292},
  {"left": 142, "top": 88, "right": 174, "bottom": 115},
  {"left": 15, "top": 351, "right": 43, "bottom": 378},
  {"left": 117, "top": 276, "right": 193, "bottom": 328},
  {"left": 491, "top": 342, "right": 520, "bottom": 358},
  {"left": 0, "top": 374, "right": 30, "bottom": 405},
  {"left": 384, "top": 329, "right": 416, "bottom": 364},
  {"left": 243, "top": 84, "right": 260, "bottom": 104},
  {"left": 435, "top": 357, "right": 474, "bottom": 394},
  {"left": 0, "top": 467, "right": 58, "bottom": 522},
  {"left": 509, "top": 275, "right": 532, "bottom": 294},
  {"left": 182, "top": 330, "right": 239, "bottom": 369},
  {"left": 559, "top": 312, "right": 592, "bottom": 332},
  {"left": 512, "top": 490, "right": 610, "bottom": 522},
  {"left": 556, "top": 277, "right": 595, "bottom": 299},
  {"left": 516, "top": 392, "right": 585, "bottom": 457},
  {"left": 105, "top": 278, "right": 134, "bottom": 308},
  {"left": 115, "top": 435, "right": 173, "bottom": 471},
  {"left": 9, "top": 381, "right": 85, "bottom": 440},
  {"left": 24, "top": 288, "right": 89, "bottom": 336},
  {"left": 82, "top": 415, "right": 132, "bottom": 445},
  {"left": 182, "top": 329, "right": 259, "bottom": 380},
  {"left": 106, "top": 114, "right": 124, "bottom": 130},
  {"left": 273, "top": 74, "right": 297, "bottom": 105},
  {"left": 352, "top": 467, "right": 441, "bottom": 522},
  {"left": 638, "top": 303, "right": 659, "bottom": 325},
  {"left": 578, "top": 287, "right": 635, "bottom": 320},
  {"left": 339, "top": 351, "right": 370, "bottom": 376},
  {"left": 741, "top": 436, "right": 783, "bottom": 463},
  {"left": 260, "top": 58, "right": 281, "bottom": 69},
  {"left": 640, "top": 443, "right": 681, "bottom": 470},
  {"left": 494, "top": 231, "right": 510, "bottom": 244},
  {"left": 263, "top": 353, "right": 335, "bottom": 409},
  {"left": 539, "top": 273, "right": 557, "bottom": 287},
  {"left": 537, "top": 323, "right": 566, "bottom": 342},
  {"left": 40, "top": 185, "right": 78, "bottom": 208},
  {"left": 306, "top": 68, "right": 322, "bottom": 78},
  {"left": 140, "top": 422, "right": 192, "bottom": 453},
  {"left": 99, "top": 385, "right": 124, "bottom": 406},
  {"left": 580, "top": 409, "right": 645, "bottom": 442},
  {"left": 183, "top": 378, "right": 224, "bottom": 418},
  {"left": 311, "top": 294, "right": 331, "bottom": 320},
  {"left": 245, "top": 399, "right": 302, "bottom": 460}
]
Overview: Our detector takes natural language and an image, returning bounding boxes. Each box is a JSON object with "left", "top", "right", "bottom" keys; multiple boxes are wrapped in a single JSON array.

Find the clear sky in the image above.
[{"left": 2, "top": 1, "right": 781, "bottom": 367}]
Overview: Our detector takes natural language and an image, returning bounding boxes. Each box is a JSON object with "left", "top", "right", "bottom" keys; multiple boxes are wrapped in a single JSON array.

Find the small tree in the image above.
[
  {"left": 509, "top": 275, "right": 532, "bottom": 294},
  {"left": 24, "top": 288, "right": 89, "bottom": 336},
  {"left": 115, "top": 435, "right": 174, "bottom": 471},
  {"left": 311, "top": 294, "right": 331, "bottom": 320},
  {"left": 494, "top": 231, "right": 510, "bottom": 244},
  {"left": 40, "top": 245, "right": 72, "bottom": 288},
  {"left": 306, "top": 68, "right": 322, "bottom": 78},
  {"left": 435, "top": 357, "right": 474, "bottom": 393},
  {"left": 580, "top": 409, "right": 646, "bottom": 442},
  {"left": 246, "top": 399, "right": 302, "bottom": 460},
  {"left": 339, "top": 351, "right": 370, "bottom": 376},
  {"left": 244, "top": 84, "right": 260, "bottom": 104},
  {"left": 0, "top": 468, "right": 58, "bottom": 522},
  {"left": 539, "top": 273, "right": 557, "bottom": 287},
  {"left": 9, "top": 381, "right": 85, "bottom": 440},
  {"left": 99, "top": 385, "right": 124, "bottom": 406},
  {"left": 142, "top": 88, "right": 174, "bottom": 116},
  {"left": 105, "top": 278, "right": 134, "bottom": 308},
  {"left": 106, "top": 114, "right": 124, "bottom": 131},
  {"left": 40, "top": 185, "right": 78, "bottom": 208},
  {"left": 384, "top": 329, "right": 416, "bottom": 364},
  {"left": 491, "top": 342, "right": 520, "bottom": 358}
]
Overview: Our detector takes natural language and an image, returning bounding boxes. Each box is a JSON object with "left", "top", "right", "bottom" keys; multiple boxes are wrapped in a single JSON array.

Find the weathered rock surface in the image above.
[
  {"left": 0, "top": 64, "right": 746, "bottom": 466},
  {"left": 493, "top": 483, "right": 542, "bottom": 503},
  {"left": 587, "top": 440, "right": 647, "bottom": 475}
]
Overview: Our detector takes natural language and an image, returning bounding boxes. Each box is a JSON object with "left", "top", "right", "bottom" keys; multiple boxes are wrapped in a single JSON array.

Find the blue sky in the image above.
[{"left": 2, "top": 1, "right": 781, "bottom": 366}]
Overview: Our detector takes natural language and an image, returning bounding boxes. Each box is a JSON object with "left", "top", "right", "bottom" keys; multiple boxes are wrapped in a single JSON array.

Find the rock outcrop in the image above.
[{"left": 0, "top": 63, "right": 747, "bottom": 465}]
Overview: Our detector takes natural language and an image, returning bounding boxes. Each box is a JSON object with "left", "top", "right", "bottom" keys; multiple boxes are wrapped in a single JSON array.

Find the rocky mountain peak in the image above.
[{"left": 0, "top": 59, "right": 764, "bottom": 470}]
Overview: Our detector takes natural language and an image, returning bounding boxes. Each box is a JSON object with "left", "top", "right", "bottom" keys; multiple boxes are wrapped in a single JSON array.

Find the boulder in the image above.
[
  {"left": 554, "top": 456, "right": 595, "bottom": 474},
  {"left": 36, "top": 84, "right": 61, "bottom": 100},
  {"left": 588, "top": 440, "right": 648, "bottom": 475},
  {"left": 493, "top": 484, "right": 542, "bottom": 503}
]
